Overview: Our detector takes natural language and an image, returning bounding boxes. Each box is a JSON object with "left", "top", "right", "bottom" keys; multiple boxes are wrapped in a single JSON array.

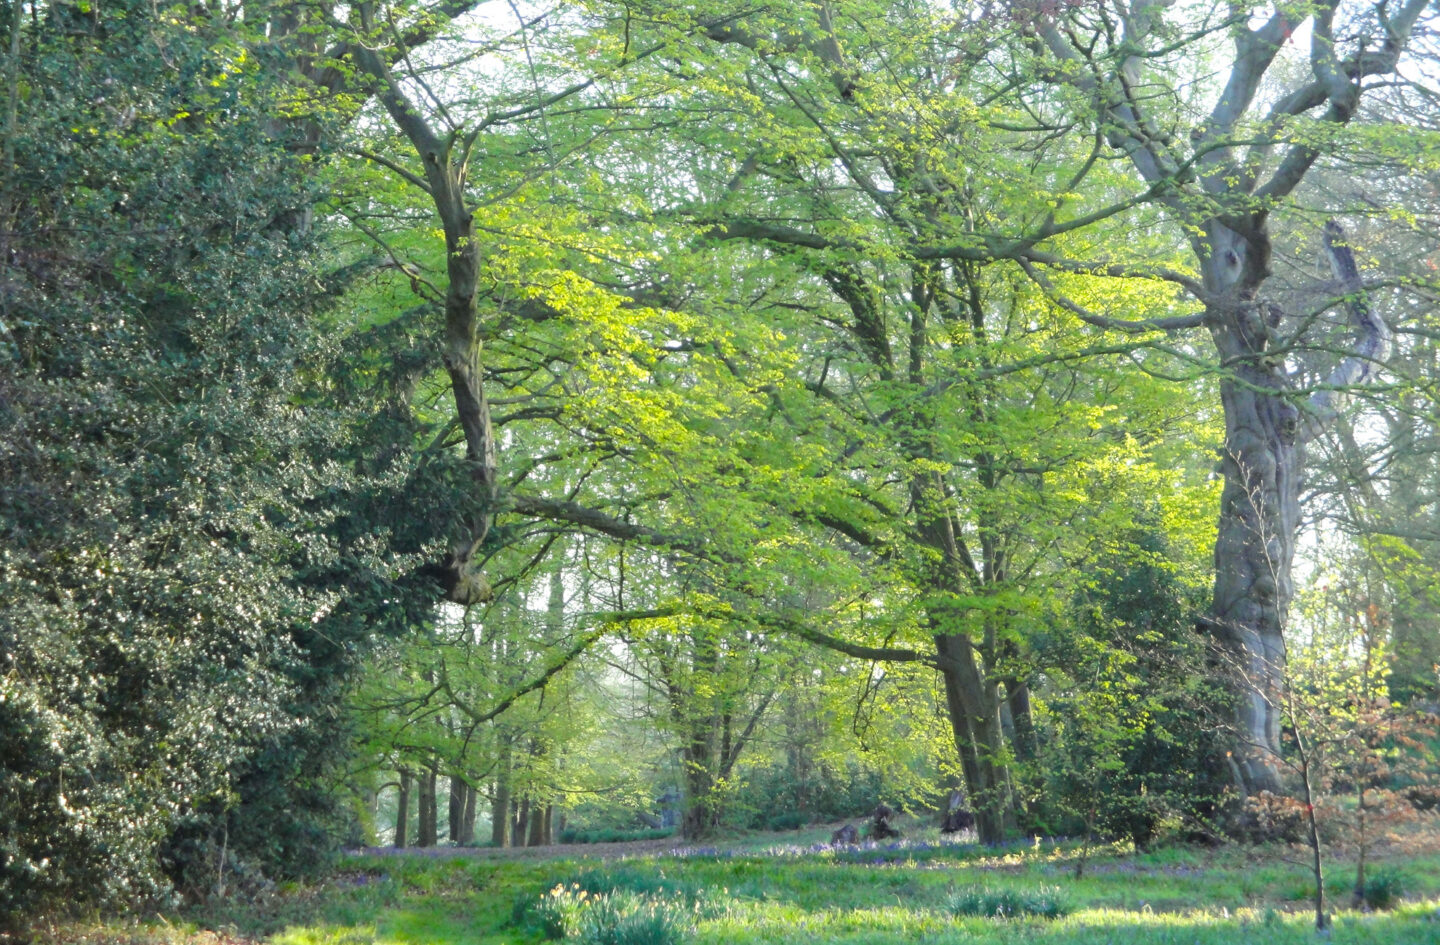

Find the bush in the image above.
[
  {"left": 763, "top": 811, "right": 809, "bottom": 832},
  {"left": 516, "top": 875, "right": 724, "bottom": 944},
  {"left": 1359, "top": 868, "right": 1407, "bottom": 910},
  {"left": 947, "top": 885, "right": 1070, "bottom": 920}
]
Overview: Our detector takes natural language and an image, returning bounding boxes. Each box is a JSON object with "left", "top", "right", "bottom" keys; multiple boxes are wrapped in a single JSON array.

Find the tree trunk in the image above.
[
  {"left": 526, "top": 801, "right": 545, "bottom": 847},
  {"left": 934, "top": 631, "right": 1011, "bottom": 843},
  {"left": 1209, "top": 368, "right": 1295, "bottom": 796},
  {"left": 491, "top": 742, "right": 511, "bottom": 847},
  {"left": 542, "top": 804, "right": 554, "bottom": 845},
  {"left": 448, "top": 775, "right": 466, "bottom": 843},
  {"left": 350, "top": 44, "right": 498, "bottom": 606},
  {"left": 418, "top": 765, "right": 439, "bottom": 846},
  {"left": 460, "top": 781, "right": 477, "bottom": 845},
  {"left": 394, "top": 769, "right": 411, "bottom": 848},
  {"left": 1193, "top": 219, "right": 1290, "bottom": 798},
  {"left": 514, "top": 796, "right": 529, "bottom": 848},
  {"left": 681, "top": 729, "right": 718, "bottom": 839},
  {"left": 911, "top": 469, "right": 1013, "bottom": 845}
]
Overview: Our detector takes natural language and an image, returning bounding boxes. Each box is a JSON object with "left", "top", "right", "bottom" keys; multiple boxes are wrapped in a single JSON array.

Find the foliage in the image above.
[
  {"left": 1032, "top": 523, "right": 1229, "bottom": 850},
  {"left": 946, "top": 885, "right": 1072, "bottom": 920},
  {"left": 516, "top": 880, "right": 720, "bottom": 945},
  {"left": 0, "top": 0, "right": 415, "bottom": 918},
  {"left": 1359, "top": 868, "right": 1409, "bottom": 912}
]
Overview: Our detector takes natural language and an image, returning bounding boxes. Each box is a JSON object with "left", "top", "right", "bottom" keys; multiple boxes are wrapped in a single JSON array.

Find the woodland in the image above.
[{"left": 5, "top": 0, "right": 1440, "bottom": 936}]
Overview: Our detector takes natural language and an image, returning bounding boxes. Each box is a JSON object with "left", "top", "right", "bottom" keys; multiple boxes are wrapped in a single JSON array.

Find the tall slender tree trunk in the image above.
[
  {"left": 514, "top": 797, "right": 529, "bottom": 848},
  {"left": 350, "top": 42, "right": 498, "bottom": 606},
  {"left": 418, "top": 765, "right": 439, "bottom": 846},
  {"left": 394, "top": 769, "right": 411, "bottom": 848},
  {"left": 526, "top": 802, "right": 545, "bottom": 847},
  {"left": 491, "top": 741, "right": 511, "bottom": 847},
  {"left": 460, "top": 782, "right": 477, "bottom": 845},
  {"left": 448, "top": 775, "right": 466, "bottom": 843}
]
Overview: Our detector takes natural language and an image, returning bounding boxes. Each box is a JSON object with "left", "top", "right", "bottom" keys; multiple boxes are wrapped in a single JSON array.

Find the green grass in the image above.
[{"left": 30, "top": 830, "right": 1440, "bottom": 945}]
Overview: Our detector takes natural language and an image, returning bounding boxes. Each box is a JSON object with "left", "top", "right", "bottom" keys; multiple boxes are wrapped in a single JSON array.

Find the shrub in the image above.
[
  {"left": 1359, "top": 868, "right": 1408, "bottom": 910},
  {"left": 947, "top": 885, "right": 1070, "bottom": 920},
  {"left": 517, "top": 875, "right": 722, "bottom": 944},
  {"left": 764, "top": 811, "right": 809, "bottom": 832}
]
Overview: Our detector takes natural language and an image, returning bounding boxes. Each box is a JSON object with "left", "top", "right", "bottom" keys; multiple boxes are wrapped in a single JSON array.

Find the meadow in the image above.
[{"left": 30, "top": 824, "right": 1440, "bottom": 945}]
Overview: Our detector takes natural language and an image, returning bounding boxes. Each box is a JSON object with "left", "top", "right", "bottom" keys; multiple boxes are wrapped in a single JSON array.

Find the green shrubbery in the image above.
[
  {"left": 946, "top": 884, "right": 1072, "bottom": 920},
  {"left": 516, "top": 878, "right": 729, "bottom": 945},
  {"left": 1360, "top": 868, "right": 1409, "bottom": 911}
]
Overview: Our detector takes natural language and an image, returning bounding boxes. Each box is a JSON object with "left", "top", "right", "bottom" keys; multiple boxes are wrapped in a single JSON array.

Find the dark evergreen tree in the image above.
[{"left": 0, "top": 0, "right": 427, "bottom": 917}]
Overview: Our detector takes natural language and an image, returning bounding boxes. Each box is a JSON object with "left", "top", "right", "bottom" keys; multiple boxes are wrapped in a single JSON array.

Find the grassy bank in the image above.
[{"left": 25, "top": 828, "right": 1440, "bottom": 945}]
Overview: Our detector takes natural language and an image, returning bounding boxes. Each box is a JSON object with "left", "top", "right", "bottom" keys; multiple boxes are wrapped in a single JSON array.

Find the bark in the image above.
[
  {"left": 526, "top": 801, "right": 545, "bottom": 847},
  {"left": 491, "top": 741, "right": 511, "bottom": 847},
  {"left": 394, "top": 769, "right": 411, "bottom": 848},
  {"left": 448, "top": 775, "right": 466, "bottom": 843},
  {"left": 681, "top": 731, "right": 718, "bottom": 840},
  {"left": 460, "top": 780, "right": 477, "bottom": 845},
  {"left": 350, "top": 42, "right": 497, "bottom": 606},
  {"left": 934, "top": 630, "right": 1011, "bottom": 843},
  {"left": 912, "top": 467, "right": 1013, "bottom": 844},
  {"left": 1004, "top": 678, "right": 1036, "bottom": 765},
  {"left": 514, "top": 797, "right": 529, "bottom": 848},
  {"left": 418, "top": 765, "right": 439, "bottom": 847},
  {"left": 1203, "top": 218, "right": 1389, "bottom": 797}
]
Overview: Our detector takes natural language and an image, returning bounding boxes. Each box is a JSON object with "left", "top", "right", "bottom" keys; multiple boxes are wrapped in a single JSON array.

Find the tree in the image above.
[
  {"left": 542, "top": 1, "right": 1223, "bottom": 842},
  {"left": 1024, "top": 0, "right": 1430, "bottom": 797},
  {"left": 0, "top": 0, "right": 417, "bottom": 914}
]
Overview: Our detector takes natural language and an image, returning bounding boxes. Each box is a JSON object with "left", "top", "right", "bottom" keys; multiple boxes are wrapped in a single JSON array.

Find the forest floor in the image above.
[{"left": 27, "top": 818, "right": 1440, "bottom": 945}]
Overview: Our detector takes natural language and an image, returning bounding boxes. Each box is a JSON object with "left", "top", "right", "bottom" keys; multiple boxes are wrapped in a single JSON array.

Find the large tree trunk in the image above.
[
  {"left": 1202, "top": 219, "right": 1388, "bottom": 798},
  {"left": 912, "top": 469, "right": 1014, "bottom": 845},
  {"left": 1209, "top": 367, "right": 1296, "bottom": 796},
  {"left": 934, "top": 631, "right": 1011, "bottom": 843},
  {"left": 680, "top": 731, "right": 718, "bottom": 840},
  {"left": 1201, "top": 220, "right": 1293, "bottom": 797}
]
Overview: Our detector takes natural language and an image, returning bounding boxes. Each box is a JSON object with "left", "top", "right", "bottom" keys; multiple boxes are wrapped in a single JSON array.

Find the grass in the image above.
[{"left": 24, "top": 824, "right": 1440, "bottom": 945}]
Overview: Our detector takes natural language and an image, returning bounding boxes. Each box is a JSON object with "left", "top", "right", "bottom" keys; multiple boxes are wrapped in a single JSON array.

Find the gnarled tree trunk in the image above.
[{"left": 1202, "top": 219, "right": 1388, "bottom": 798}]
